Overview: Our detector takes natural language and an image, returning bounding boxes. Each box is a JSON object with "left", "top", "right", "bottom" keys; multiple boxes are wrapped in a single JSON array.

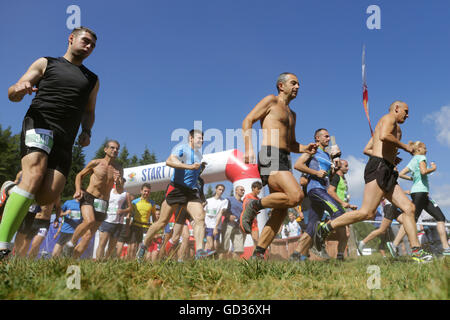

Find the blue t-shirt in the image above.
[
  {"left": 60, "top": 199, "right": 83, "bottom": 234},
  {"left": 307, "top": 147, "right": 333, "bottom": 193},
  {"left": 226, "top": 196, "right": 243, "bottom": 220},
  {"left": 407, "top": 155, "right": 429, "bottom": 193},
  {"left": 170, "top": 143, "right": 202, "bottom": 189}
]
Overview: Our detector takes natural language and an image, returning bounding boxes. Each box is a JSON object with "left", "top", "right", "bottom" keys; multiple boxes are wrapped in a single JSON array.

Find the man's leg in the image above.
[
  {"left": 137, "top": 201, "right": 178, "bottom": 259},
  {"left": 28, "top": 234, "right": 46, "bottom": 259},
  {"left": 241, "top": 171, "right": 303, "bottom": 234},
  {"left": 186, "top": 201, "right": 207, "bottom": 257},
  {"left": 96, "top": 231, "right": 110, "bottom": 260},
  {"left": 360, "top": 218, "right": 393, "bottom": 252},
  {"left": 69, "top": 205, "right": 96, "bottom": 246},
  {"left": 106, "top": 237, "right": 118, "bottom": 258},
  {"left": 314, "top": 180, "right": 384, "bottom": 251},
  {"left": 14, "top": 233, "right": 31, "bottom": 257},
  {"left": 250, "top": 172, "right": 303, "bottom": 256},
  {"left": 73, "top": 221, "right": 102, "bottom": 259}
]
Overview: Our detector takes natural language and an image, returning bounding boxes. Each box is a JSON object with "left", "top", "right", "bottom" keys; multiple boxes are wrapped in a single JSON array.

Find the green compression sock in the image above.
[{"left": 0, "top": 186, "right": 35, "bottom": 250}]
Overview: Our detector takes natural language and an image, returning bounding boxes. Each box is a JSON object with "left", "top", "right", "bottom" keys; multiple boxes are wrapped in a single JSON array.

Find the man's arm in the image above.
[
  {"left": 293, "top": 153, "right": 327, "bottom": 178},
  {"left": 379, "top": 116, "right": 413, "bottom": 154},
  {"left": 78, "top": 79, "right": 100, "bottom": 147},
  {"left": 73, "top": 160, "right": 98, "bottom": 199},
  {"left": 165, "top": 154, "right": 200, "bottom": 170},
  {"left": 242, "top": 95, "right": 276, "bottom": 163},
  {"left": 363, "top": 137, "right": 374, "bottom": 157},
  {"left": 8, "top": 58, "right": 47, "bottom": 102},
  {"left": 114, "top": 166, "right": 125, "bottom": 194},
  {"left": 288, "top": 111, "right": 318, "bottom": 154}
]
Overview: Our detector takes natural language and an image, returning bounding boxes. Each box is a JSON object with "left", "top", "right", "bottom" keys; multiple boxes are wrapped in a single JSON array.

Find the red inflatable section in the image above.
[{"left": 225, "top": 149, "right": 260, "bottom": 182}]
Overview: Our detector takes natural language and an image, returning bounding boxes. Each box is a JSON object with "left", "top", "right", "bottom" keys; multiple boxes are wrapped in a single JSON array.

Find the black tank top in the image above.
[{"left": 29, "top": 57, "right": 98, "bottom": 144}]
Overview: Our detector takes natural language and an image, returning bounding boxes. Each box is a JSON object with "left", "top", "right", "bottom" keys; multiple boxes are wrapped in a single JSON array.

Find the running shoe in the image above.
[
  {"left": 357, "top": 241, "right": 365, "bottom": 256},
  {"left": 194, "top": 249, "right": 215, "bottom": 260},
  {"left": 250, "top": 251, "right": 265, "bottom": 261},
  {"left": 0, "top": 249, "right": 11, "bottom": 261},
  {"left": 386, "top": 242, "right": 398, "bottom": 258},
  {"left": 62, "top": 243, "right": 74, "bottom": 257},
  {"left": 136, "top": 243, "right": 147, "bottom": 261},
  {"left": 240, "top": 199, "right": 259, "bottom": 234},
  {"left": 289, "top": 251, "right": 302, "bottom": 262},
  {"left": 0, "top": 181, "right": 15, "bottom": 217},
  {"left": 311, "top": 246, "right": 331, "bottom": 260},
  {"left": 313, "top": 221, "right": 330, "bottom": 252},
  {"left": 337, "top": 253, "right": 345, "bottom": 261},
  {"left": 411, "top": 248, "right": 433, "bottom": 263},
  {"left": 441, "top": 248, "right": 450, "bottom": 256}
]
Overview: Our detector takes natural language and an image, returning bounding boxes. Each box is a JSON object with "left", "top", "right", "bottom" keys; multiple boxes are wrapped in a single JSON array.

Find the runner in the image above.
[
  {"left": 204, "top": 184, "right": 227, "bottom": 254},
  {"left": 63, "top": 140, "right": 124, "bottom": 258},
  {"left": 0, "top": 27, "right": 99, "bottom": 259},
  {"left": 52, "top": 199, "right": 83, "bottom": 257},
  {"left": 136, "top": 130, "right": 212, "bottom": 260},
  {"left": 396, "top": 141, "right": 449, "bottom": 255},
  {"left": 290, "top": 129, "right": 349, "bottom": 261},
  {"left": 241, "top": 72, "right": 317, "bottom": 259},
  {"left": 96, "top": 187, "right": 132, "bottom": 259},
  {"left": 313, "top": 101, "right": 434, "bottom": 263}
]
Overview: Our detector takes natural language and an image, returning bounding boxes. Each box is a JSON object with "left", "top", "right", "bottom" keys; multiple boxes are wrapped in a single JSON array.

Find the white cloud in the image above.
[
  {"left": 345, "top": 155, "right": 367, "bottom": 204},
  {"left": 430, "top": 184, "right": 450, "bottom": 211},
  {"left": 424, "top": 105, "right": 450, "bottom": 148}
]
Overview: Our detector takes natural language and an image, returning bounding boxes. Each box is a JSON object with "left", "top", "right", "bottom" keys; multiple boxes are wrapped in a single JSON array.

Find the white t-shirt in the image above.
[
  {"left": 105, "top": 190, "right": 128, "bottom": 224},
  {"left": 282, "top": 221, "right": 301, "bottom": 238},
  {"left": 204, "top": 196, "right": 227, "bottom": 229}
]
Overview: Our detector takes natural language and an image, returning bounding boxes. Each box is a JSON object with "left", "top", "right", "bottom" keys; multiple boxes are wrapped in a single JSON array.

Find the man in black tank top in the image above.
[{"left": 0, "top": 27, "right": 99, "bottom": 258}]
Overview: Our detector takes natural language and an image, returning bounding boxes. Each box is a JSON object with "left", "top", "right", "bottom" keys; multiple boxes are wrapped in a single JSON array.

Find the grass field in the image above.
[{"left": 0, "top": 254, "right": 448, "bottom": 300}]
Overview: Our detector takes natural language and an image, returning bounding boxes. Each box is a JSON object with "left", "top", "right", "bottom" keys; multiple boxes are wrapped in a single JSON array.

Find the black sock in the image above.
[
  {"left": 252, "top": 199, "right": 264, "bottom": 211},
  {"left": 255, "top": 246, "right": 266, "bottom": 255}
]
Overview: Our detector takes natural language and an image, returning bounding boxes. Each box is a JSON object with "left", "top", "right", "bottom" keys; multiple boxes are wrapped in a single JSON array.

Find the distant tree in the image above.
[
  {"left": 0, "top": 125, "right": 21, "bottom": 183},
  {"left": 129, "top": 154, "right": 139, "bottom": 168},
  {"left": 140, "top": 147, "right": 157, "bottom": 166},
  {"left": 205, "top": 185, "right": 214, "bottom": 199},
  {"left": 117, "top": 145, "right": 130, "bottom": 168},
  {"left": 93, "top": 138, "right": 108, "bottom": 159}
]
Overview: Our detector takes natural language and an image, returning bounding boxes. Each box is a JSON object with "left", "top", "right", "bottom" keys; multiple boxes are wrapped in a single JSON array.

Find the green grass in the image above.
[{"left": 0, "top": 255, "right": 448, "bottom": 300}]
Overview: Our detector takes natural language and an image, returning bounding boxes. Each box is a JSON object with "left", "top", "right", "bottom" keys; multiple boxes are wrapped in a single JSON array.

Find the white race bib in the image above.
[
  {"left": 25, "top": 129, "right": 54, "bottom": 154},
  {"left": 69, "top": 210, "right": 81, "bottom": 219},
  {"left": 94, "top": 199, "right": 108, "bottom": 214}
]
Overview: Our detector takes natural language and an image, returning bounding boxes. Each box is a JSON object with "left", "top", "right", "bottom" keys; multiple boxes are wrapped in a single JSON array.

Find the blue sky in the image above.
[{"left": 1, "top": 1, "right": 449, "bottom": 218}]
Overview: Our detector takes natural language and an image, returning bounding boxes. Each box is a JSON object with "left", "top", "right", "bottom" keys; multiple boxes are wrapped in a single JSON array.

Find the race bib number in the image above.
[
  {"left": 69, "top": 210, "right": 81, "bottom": 219},
  {"left": 25, "top": 129, "right": 54, "bottom": 154},
  {"left": 94, "top": 199, "right": 108, "bottom": 214},
  {"left": 206, "top": 208, "right": 217, "bottom": 217},
  {"left": 38, "top": 227, "right": 48, "bottom": 238}
]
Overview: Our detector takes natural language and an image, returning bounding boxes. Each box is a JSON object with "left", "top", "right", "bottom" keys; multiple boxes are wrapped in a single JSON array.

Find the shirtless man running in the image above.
[
  {"left": 240, "top": 72, "right": 317, "bottom": 259},
  {"left": 63, "top": 140, "right": 124, "bottom": 258},
  {"left": 313, "top": 101, "right": 434, "bottom": 263}
]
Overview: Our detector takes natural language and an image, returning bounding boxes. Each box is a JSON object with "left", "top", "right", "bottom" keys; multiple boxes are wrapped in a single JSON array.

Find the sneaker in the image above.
[
  {"left": 0, "top": 249, "right": 11, "bottom": 261},
  {"left": 386, "top": 242, "right": 398, "bottom": 258},
  {"left": 313, "top": 221, "right": 330, "bottom": 252},
  {"left": 310, "top": 246, "right": 331, "bottom": 260},
  {"left": 0, "top": 181, "right": 15, "bottom": 217},
  {"left": 136, "top": 243, "right": 147, "bottom": 261},
  {"left": 357, "top": 241, "right": 365, "bottom": 256},
  {"left": 250, "top": 251, "right": 265, "bottom": 261},
  {"left": 289, "top": 251, "right": 301, "bottom": 261},
  {"left": 62, "top": 243, "right": 74, "bottom": 257},
  {"left": 240, "top": 199, "right": 259, "bottom": 234},
  {"left": 195, "top": 249, "right": 214, "bottom": 260},
  {"left": 442, "top": 248, "right": 450, "bottom": 256},
  {"left": 411, "top": 248, "right": 433, "bottom": 263}
]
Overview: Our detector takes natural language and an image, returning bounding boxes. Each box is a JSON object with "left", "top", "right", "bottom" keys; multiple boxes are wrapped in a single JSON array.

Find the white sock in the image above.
[{"left": 66, "top": 240, "right": 74, "bottom": 247}]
